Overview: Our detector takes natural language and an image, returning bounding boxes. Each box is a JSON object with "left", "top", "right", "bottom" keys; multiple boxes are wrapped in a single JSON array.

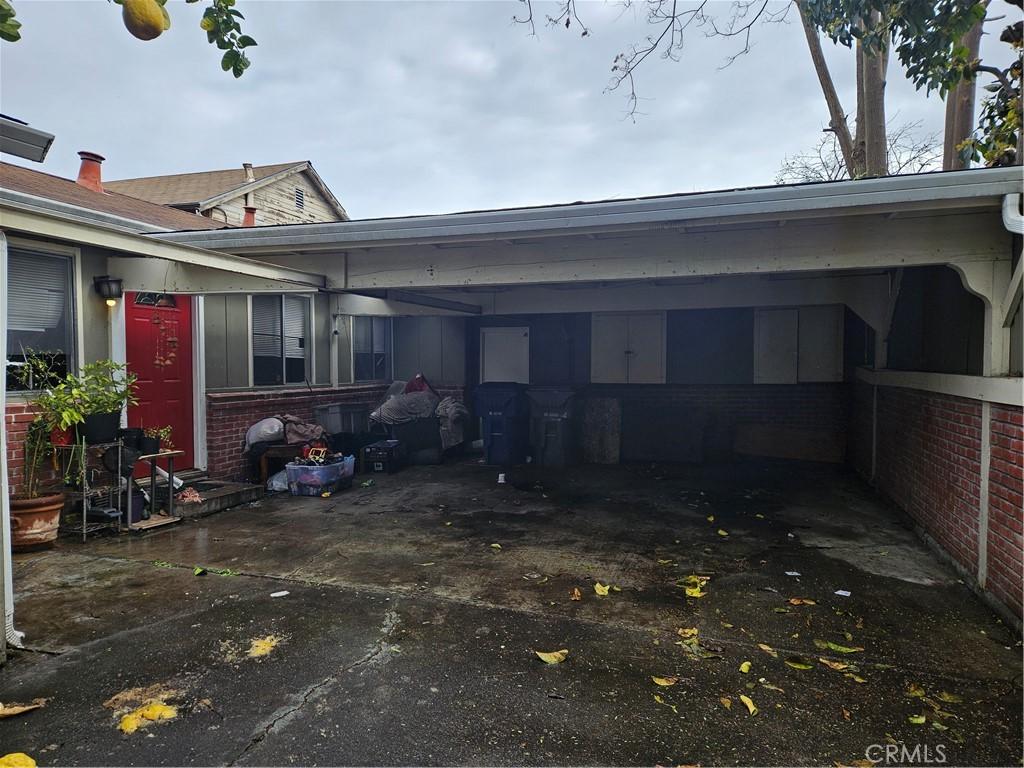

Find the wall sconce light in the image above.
[{"left": 94, "top": 275, "right": 123, "bottom": 307}]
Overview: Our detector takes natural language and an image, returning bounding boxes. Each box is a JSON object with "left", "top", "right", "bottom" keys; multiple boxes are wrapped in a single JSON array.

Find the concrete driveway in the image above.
[{"left": 2, "top": 460, "right": 1021, "bottom": 766}]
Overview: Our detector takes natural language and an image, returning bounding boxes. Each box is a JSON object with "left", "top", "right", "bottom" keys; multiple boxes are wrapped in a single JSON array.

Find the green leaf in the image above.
[
  {"left": 221, "top": 49, "right": 239, "bottom": 71},
  {"left": 237, "top": 34, "right": 256, "bottom": 47}
]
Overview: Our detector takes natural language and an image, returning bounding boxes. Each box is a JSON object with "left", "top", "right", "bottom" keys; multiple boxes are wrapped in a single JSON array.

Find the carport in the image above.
[{"left": 161, "top": 168, "right": 1023, "bottom": 624}]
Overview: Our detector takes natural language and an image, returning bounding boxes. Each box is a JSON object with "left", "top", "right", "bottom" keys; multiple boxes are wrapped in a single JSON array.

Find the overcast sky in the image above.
[{"left": 0, "top": 0, "right": 1006, "bottom": 219}]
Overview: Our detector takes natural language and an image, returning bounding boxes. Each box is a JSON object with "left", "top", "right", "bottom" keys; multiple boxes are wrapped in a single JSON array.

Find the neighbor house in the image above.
[{"left": 105, "top": 161, "right": 348, "bottom": 227}]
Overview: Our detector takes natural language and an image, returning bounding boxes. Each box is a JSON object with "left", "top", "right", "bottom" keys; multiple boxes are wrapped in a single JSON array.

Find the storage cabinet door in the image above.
[
  {"left": 480, "top": 326, "right": 530, "bottom": 383},
  {"left": 590, "top": 313, "right": 629, "bottom": 383},
  {"left": 625, "top": 312, "right": 665, "bottom": 384},
  {"left": 754, "top": 308, "right": 798, "bottom": 384},
  {"left": 798, "top": 305, "right": 844, "bottom": 382}
]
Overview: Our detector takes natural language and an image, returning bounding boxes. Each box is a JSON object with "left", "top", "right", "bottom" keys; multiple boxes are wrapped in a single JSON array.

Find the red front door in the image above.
[{"left": 126, "top": 293, "right": 195, "bottom": 470}]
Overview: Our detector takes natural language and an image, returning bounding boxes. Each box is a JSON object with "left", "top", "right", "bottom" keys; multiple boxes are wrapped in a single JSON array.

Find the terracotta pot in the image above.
[{"left": 9, "top": 492, "right": 65, "bottom": 550}]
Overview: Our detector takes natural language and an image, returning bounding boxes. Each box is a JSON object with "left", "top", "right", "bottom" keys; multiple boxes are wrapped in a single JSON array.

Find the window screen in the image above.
[
  {"left": 353, "top": 316, "right": 391, "bottom": 382},
  {"left": 252, "top": 295, "right": 309, "bottom": 386},
  {"left": 6, "top": 248, "right": 74, "bottom": 391}
]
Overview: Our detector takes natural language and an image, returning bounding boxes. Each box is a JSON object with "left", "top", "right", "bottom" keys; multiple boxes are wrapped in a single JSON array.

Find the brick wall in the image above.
[
  {"left": 987, "top": 406, "right": 1023, "bottom": 617},
  {"left": 875, "top": 387, "right": 983, "bottom": 573},
  {"left": 4, "top": 401, "right": 37, "bottom": 496},
  {"left": 205, "top": 383, "right": 466, "bottom": 480},
  {"left": 851, "top": 382, "right": 1023, "bottom": 620}
]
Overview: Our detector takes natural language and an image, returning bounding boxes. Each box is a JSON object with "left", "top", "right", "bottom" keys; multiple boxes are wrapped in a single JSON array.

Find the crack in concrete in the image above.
[{"left": 227, "top": 608, "right": 401, "bottom": 767}]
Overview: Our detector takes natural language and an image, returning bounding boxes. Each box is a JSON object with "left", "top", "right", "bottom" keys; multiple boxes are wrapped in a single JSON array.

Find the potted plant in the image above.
[
  {"left": 140, "top": 425, "right": 173, "bottom": 455},
  {"left": 8, "top": 354, "right": 70, "bottom": 549},
  {"left": 78, "top": 360, "right": 137, "bottom": 445}
]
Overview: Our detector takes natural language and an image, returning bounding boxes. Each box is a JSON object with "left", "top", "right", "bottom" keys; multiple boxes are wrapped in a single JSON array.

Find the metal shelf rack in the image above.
[{"left": 55, "top": 437, "right": 123, "bottom": 542}]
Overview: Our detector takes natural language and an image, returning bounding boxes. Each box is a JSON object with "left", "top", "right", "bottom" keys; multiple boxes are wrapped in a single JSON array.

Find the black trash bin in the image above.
[
  {"left": 527, "top": 387, "right": 579, "bottom": 467},
  {"left": 474, "top": 382, "right": 529, "bottom": 465}
]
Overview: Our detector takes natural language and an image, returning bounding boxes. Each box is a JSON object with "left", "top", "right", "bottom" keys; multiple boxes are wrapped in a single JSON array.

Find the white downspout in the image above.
[
  {"left": 1, "top": 229, "right": 25, "bottom": 648},
  {"left": 1002, "top": 193, "right": 1024, "bottom": 235}
]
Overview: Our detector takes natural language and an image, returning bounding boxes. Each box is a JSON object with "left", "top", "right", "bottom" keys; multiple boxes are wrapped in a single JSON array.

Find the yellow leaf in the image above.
[
  {"left": 844, "top": 673, "right": 868, "bottom": 684},
  {"left": 570, "top": 587, "right": 582, "bottom": 601},
  {"left": 653, "top": 693, "right": 679, "bottom": 713},
  {"left": 651, "top": 676, "right": 678, "bottom": 687},
  {"left": 908, "top": 714, "right": 927, "bottom": 725},
  {"left": 755, "top": 513, "right": 765, "bottom": 519},
  {"left": 905, "top": 683, "right": 925, "bottom": 698},
  {"left": 818, "top": 658, "right": 850, "bottom": 671},
  {"left": 787, "top": 597, "right": 817, "bottom": 606},
  {"left": 707, "top": 515, "right": 715, "bottom": 522},
  {"left": 758, "top": 643, "right": 778, "bottom": 658},
  {"left": 739, "top": 661, "right": 752, "bottom": 674},
  {"left": 937, "top": 691, "right": 962, "bottom": 704},
  {"left": 931, "top": 721, "right": 949, "bottom": 731},
  {"left": 0, "top": 755, "right": 36, "bottom": 768},
  {"left": 684, "top": 586, "right": 707, "bottom": 598},
  {"left": 784, "top": 656, "right": 814, "bottom": 670},
  {"left": 490, "top": 543, "right": 502, "bottom": 550},
  {"left": 611, "top": 585, "right": 622, "bottom": 592},
  {"left": 720, "top": 696, "right": 732, "bottom": 709},
  {"left": 535, "top": 649, "right": 569, "bottom": 664},
  {"left": 657, "top": 558, "right": 674, "bottom": 565},
  {"left": 677, "top": 628, "right": 699, "bottom": 641},
  {"left": 739, "top": 694, "right": 758, "bottom": 716},
  {"left": 826, "top": 641, "right": 863, "bottom": 654},
  {"left": 681, "top": 574, "right": 709, "bottom": 587},
  {"left": 761, "top": 682, "right": 785, "bottom": 693},
  {"left": 594, "top": 582, "right": 610, "bottom": 596},
  {"left": 721, "top": 622, "right": 734, "bottom": 629},
  {"left": 0, "top": 698, "right": 47, "bottom": 719},
  {"left": 717, "top": 529, "right": 729, "bottom": 537}
]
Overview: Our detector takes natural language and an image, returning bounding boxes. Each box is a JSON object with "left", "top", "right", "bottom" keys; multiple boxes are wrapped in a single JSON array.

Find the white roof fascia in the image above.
[
  {"left": 155, "top": 168, "right": 1023, "bottom": 253},
  {"left": 0, "top": 201, "right": 326, "bottom": 288},
  {"left": 196, "top": 162, "right": 308, "bottom": 211}
]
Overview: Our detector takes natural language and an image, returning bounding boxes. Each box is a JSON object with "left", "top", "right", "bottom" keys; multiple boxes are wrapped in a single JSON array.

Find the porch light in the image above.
[{"left": 93, "top": 275, "right": 123, "bottom": 307}]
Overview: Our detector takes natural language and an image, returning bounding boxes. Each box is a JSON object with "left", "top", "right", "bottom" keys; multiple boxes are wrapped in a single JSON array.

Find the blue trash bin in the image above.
[{"left": 474, "top": 382, "right": 529, "bottom": 465}]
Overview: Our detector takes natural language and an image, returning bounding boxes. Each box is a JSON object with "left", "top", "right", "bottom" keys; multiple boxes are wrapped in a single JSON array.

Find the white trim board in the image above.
[{"left": 856, "top": 368, "right": 1023, "bottom": 406}]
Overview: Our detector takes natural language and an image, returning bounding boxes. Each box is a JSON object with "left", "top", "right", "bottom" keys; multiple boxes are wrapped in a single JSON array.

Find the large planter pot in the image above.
[
  {"left": 80, "top": 412, "right": 120, "bottom": 444},
  {"left": 10, "top": 493, "right": 65, "bottom": 550},
  {"left": 138, "top": 436, "right": 160, "bottom": 455},
  {"left": 119, "top": 427, "right": 144, "bottom": 449}
]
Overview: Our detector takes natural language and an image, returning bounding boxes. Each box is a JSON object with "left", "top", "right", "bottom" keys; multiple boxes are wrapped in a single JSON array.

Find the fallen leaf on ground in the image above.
[
  {"left": 844, "top": 673, "right": 868, "bottom": 684},
  {"left": 535, "top": 649, "right": 569, "bottom": 664},
  {"left": 813, "top": 638, "right": 830, "bottom": 650},
  {"left": 570, "top": 588, "right": 582, "bottom": 601},
  {"left": 931, "top": 721, "right": 949, "bottom": 731},
  {"left": 826, "top": 641, "right": 864, "bottom": 654},
  {"left": 684, "top": 586, "right": 707, "bottom": 598},
  {"left": 0, "top": 755, "right": 36, "bottom": 768},
  {"left": 842, "top": 707, "right": 851, "bottom": 721},
  {"left": 490, "top": 543, "right": 502, "bottom": 550},
  {"left": 905, "top": 683, "right": 925, "bottom": 698},
  {"left": 937, "top": 691, "right": 962, "bottom": 704},
  {"left": 720, "top": 696, "right": 732, "bottom": 709},
  {"left": 657, "top": 558, "right": 674, "bottom": 565},
  {"left": 773, "top": 607, "right": 791, "bottom": 614},
  {"left": 653, "top": 694, "right": 678, "bottom": 714},
  {"left": 717, "top": 529, "right": 729, "bottom": 537},
  {"left": 247, "top": 634, "right": 283, "bottom": 659},
  {"left": 721, "top": 621, "right": 734, "bottom": 629},
  {"left": 761, "top": 682, "right": 785, "bottom": 693},
  {"left": 677, "top": 627, "right": 699, "bottom": 639},
  {"left": 757, "top": 643, "right": 778, "bottom": 658},
  {"left": 594, "top": 582, "right": 610, "bottom": 596},
  {"left": 908, "top": 714, "right": 927, "bottom": 725},
  {"left": 417, "top": 562, "right": 435, "bottom": 567},
  {"left": 707, "top": 515, "right": 715, "bottom": 522},
  {"left": 784, "top": 656, "right": 814, "bottom": 670},
  {"left": 651, "top": 676, "right": 678, "bottom": 687},
  {"left": 0, "top": 699, "right": 47, "bottom": 719},
  {"left": 788, "top": 597, "right": 817, "bottom": 606},
  {"left": 739, "top": 694, "right": 758, "bottom": 715},
  {"left": 818, "top": 658, "right": 850, "bottom": 671},
  {"left": 739, "top": 661, "right": 752, "bottom": 674}
]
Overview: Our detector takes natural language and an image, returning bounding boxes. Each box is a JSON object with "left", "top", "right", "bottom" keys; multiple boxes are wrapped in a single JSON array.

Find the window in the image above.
[
  {"left": 294, "top": 187, "right": 305, "bottom": 210},
  {"left": 252, "top": 295, "right": 310, "bottom": 386},
  {"left": 353, "top": 316, "right": 391, "bottom": 382},
  {"left": 5, "top": 247, "right": 75, "bottom": 392}
]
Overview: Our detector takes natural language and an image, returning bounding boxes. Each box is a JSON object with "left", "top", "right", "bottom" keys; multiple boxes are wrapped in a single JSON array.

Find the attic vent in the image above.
[{"left": 294, "top": 187, "right": 305, "bottom": 210}]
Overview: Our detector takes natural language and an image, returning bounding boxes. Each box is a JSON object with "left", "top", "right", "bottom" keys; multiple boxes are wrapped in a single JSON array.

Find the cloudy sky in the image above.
[{"left": 0, "top": 0, "right": 1006, "bottom": 219}]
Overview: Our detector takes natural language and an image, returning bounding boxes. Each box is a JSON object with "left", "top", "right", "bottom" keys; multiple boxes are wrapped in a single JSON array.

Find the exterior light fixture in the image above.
[{"left": 93, "top": 275, "right": 123, "bottom": 307}]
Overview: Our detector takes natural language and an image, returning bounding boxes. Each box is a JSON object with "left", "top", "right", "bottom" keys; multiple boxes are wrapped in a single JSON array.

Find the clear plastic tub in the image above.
[{"left": 285, "top": 456, "right": 355, "bottom": 496}]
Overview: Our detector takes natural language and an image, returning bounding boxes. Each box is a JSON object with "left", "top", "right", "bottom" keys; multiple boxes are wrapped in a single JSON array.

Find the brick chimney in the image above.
[
  {"left": 243, "top": 206, "right": 257, "bottom": 227},
  {"left": 75, "top": 151, "right": 105, "bottom": 193}
]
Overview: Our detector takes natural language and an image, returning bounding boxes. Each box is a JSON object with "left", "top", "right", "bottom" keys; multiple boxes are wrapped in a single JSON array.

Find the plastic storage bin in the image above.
[
  {"left": 286, "top": 456, "right": 355, "bottom": 496},
  {"left": 474, "top": 382, "right": 530, "bottom": 465},
  {"left": 527, "top": 387, "right": 579, "bottom": 467}
]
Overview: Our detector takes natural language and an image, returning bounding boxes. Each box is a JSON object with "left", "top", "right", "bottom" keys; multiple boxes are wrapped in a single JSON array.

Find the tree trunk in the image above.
[
  {"left": 796, "top": 0, "right": 857, "bottom": 176},
  {"left": 852, "top": 40, "right": 867, "bottom": 177},
  {"left": 861, "top": 13, "right": 889, "bottom": 177},
  {"left": 942, "top": 8, "right": 986, "bottom": 170}
]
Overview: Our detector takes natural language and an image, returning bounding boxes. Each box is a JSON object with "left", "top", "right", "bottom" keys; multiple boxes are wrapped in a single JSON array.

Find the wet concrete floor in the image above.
[{"left": 2, "top": 459, "right": 1021, "bottom": 766}]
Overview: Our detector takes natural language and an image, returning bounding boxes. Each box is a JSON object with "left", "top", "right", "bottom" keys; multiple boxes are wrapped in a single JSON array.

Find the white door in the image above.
[
  {"left": 625, "top": 312, "right": 665, "bottom": 384},
  {"left": 590, "top": 314, "right": 629, "bottom": 383},
  {"left": 480, "top": 326, "right": 530, "bottom": 383}
]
